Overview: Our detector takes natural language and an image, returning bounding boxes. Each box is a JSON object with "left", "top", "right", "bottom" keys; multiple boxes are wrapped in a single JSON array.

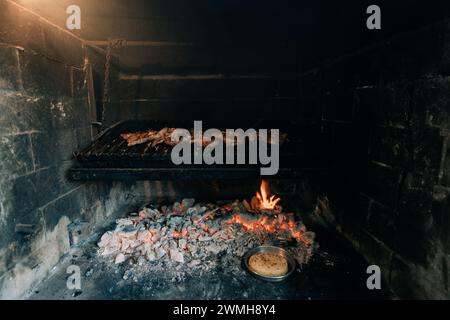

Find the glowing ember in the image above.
[
  {"left": 98, "top": 184, "right": 315, "bottom": 271},
  {"left": 223, "top": 180, "right": 312, "bottom": 245},
  {"left": 172, "top": 230, "right": 189, "bottom": 239},
  {"left": 226, "top": 213, "right": 310, "bottom": 245}
]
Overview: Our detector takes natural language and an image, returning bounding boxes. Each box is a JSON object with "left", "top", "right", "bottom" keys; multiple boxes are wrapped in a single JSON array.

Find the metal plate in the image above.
[{"left": 243, "top": 246, "right": 296, "bottom": 282}]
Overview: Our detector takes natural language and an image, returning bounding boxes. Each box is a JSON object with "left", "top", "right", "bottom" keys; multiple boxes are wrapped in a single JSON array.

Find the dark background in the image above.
[{"left": 12, "top": 0, "right": 450, "bottom": 70}]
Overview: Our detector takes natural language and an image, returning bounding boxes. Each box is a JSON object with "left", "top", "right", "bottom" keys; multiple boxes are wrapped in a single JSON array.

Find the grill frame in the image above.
[{"left": 69, "top": 120, "right": 333, "bottom": 181}]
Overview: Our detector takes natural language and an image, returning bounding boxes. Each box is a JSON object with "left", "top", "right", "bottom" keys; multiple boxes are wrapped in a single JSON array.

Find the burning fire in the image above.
[
  {"left": 226, "top": 214, "right": 309, "bottom": 244},
  {"left": 256, "top": 180, "right": 281, "bottom": 210},
  {"left": 97, "top": 180, "right": 314, "bottom": 270},
  {"left": 160, "top": 180, "right": 310, "bottom": 245},
  {"left": 226, "top": 180, "right": 311, "bottom": 245}
]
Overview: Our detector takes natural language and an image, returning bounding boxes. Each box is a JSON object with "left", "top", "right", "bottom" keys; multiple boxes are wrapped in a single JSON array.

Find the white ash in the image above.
[{"left": 97, "top": 199, "right": 315, "bottom": 278}]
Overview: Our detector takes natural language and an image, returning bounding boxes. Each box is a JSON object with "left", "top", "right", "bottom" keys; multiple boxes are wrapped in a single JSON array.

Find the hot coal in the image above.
[{"left": 97, "top": 198, "right": 316, "bottom": 280}]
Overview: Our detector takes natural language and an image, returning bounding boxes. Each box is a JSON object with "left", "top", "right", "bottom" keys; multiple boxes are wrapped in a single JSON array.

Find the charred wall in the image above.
[
  {"left": 0, "top": 1, "right": 148, "bottom": 299},
  {"left": 304, "top": 20, "right": 450, "bottom": 299}
]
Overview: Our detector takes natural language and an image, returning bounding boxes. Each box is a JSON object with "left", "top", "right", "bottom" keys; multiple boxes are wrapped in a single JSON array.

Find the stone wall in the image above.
[
  {"left": 0, "top": 0, "right": 148, "bottom": 299},
  {"left": 301, "top": 20, "right": 450, "bottom": 299}
]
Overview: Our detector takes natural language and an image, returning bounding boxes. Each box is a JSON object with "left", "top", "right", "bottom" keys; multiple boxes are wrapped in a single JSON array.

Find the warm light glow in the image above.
[
  {"left": 256, "top": 180, "right": 281, "bottom": 210},
  {"left": 170, "top": 181, "right": 309, "bottom": 244},
  {"left": 172, "top": 229, "right": 189, "bottom": 239},
  {"left": 226, "top": 213, "right": 309, "bottom": 244},
  {"left": 223, "top": 180, "right": 311, "bottom": 244}
]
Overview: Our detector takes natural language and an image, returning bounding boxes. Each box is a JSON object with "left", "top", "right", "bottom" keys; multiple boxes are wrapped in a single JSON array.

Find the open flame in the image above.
[
  {"left": 256, "top": 180, "right": 281, "bottom": 210},
  {"left": 226, "top": 180, "right": 312, "bottom": 245},
  {"left": 150, "top": 180, "right": 310, "bottom": 245},
  {"left": 98, "top": 179, "right": 314, "bottom": 271}
]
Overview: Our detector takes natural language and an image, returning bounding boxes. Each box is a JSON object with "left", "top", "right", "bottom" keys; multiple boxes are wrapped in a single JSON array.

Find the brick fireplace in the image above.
[{"left": 0, "top": 0, "right": 449, "bottom": 300}]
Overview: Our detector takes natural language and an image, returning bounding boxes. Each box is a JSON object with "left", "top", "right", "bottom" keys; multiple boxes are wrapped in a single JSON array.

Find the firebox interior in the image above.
[{"left": 0, "top": 0, "right": 449, "bottom": 300}]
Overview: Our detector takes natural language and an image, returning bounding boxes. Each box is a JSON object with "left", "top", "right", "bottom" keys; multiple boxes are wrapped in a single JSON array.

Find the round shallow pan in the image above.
[{"left": 243, "top": 245, "right": 296, "bottom": 282}]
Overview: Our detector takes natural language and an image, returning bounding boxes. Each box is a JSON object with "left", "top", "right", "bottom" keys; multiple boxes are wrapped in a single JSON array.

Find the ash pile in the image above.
[{"left": 97, "top": 198, "right": 316, "bottom": 279}]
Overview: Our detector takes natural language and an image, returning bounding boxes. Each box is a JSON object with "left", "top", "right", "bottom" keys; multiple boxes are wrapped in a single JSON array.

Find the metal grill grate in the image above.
[{"left": 69, "top": 120, "right": 333, "bottom": 181}]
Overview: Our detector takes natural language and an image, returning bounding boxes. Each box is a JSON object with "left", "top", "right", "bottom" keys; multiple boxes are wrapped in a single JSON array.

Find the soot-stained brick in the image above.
[
  {"left": 30, "top": 129, "right": 78, "bottom": 169},
  {"left": 376, "top": 82, "right": 412, "bottom": 127},
  {"left": 369, "top": 126, "right": 410, "bottom": 169},
  {"left": 366, "top": 201, "right": 397, "bottom": 249},
  {"left": 0, "top": 46, "right": 20, "bottom": 91},
  {"left": 414, "top": 77, "right": 450, "bottom": 129},
  {"left": 0, "top": 93, "right": 51, "bottom": 136},
  {"left": 0, "top": 134, "right": 34, "bottom": 178},
  {"left": 363, "top": 162, "right": 403, "bottom": 209},
  {"left": 1, "top": 168, "right": 69, "bottom": 224},
  {"left": 39, "top": 187, "right": 84, "bottom": 232},
  {"left": 19, "top": 50, "right": 72, "bottom": 98}
]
